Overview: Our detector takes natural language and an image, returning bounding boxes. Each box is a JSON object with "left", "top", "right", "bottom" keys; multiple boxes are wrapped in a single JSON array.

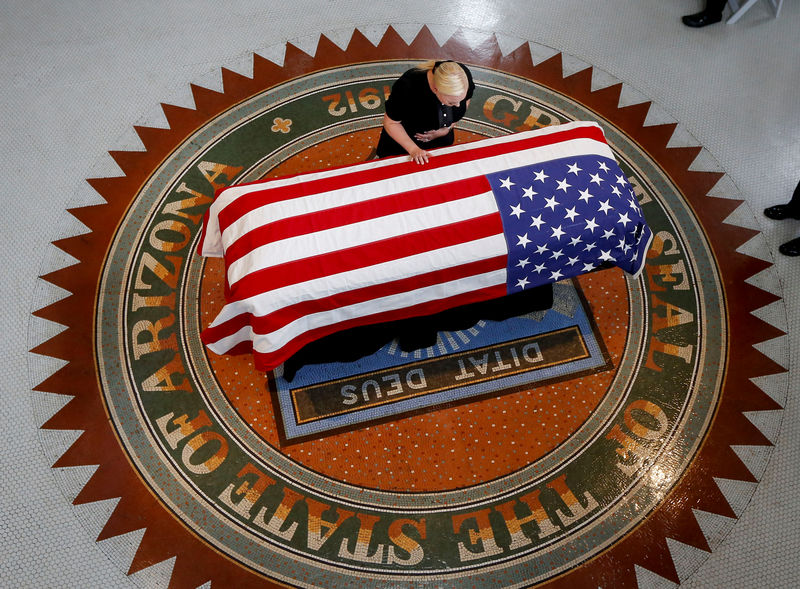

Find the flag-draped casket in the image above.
[{"left": 198, "top": 121, "right": 653, "bottom": 371}]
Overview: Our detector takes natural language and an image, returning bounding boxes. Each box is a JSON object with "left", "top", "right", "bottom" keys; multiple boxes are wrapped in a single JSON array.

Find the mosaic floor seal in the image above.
[{"left": 32, "top": 27, "right": 786, "bottom": 588}]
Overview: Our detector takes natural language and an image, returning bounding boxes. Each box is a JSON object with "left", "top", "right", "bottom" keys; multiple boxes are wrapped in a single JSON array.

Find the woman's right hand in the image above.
[{"left": 409, "top": 146, "right": 430, "bottom": 165}]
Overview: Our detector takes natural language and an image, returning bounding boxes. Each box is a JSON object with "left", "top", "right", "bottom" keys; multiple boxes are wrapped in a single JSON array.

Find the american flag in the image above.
[{"left": 198, "top": 121, "right": 652, "bottom": 371}]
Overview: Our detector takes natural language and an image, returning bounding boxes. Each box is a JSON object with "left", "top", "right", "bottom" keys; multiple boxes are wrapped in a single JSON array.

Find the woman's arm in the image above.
[{"left": 382, "top": 114, "right": 429, "bottom": 164}]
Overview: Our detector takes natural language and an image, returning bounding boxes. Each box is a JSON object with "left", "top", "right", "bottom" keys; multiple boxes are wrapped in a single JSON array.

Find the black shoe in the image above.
[
  {"left": 778, "top": 237, "right": 800, "bottom": 257},
  {"left": 764, "top": 204, "right": 800, "bottom": 220},
  {"left": 682, "top": 11, "right": 723, "bottom": 27}
]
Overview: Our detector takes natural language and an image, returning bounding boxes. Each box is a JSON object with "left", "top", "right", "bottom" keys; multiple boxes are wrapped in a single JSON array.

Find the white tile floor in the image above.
[{"left": 1, "top": 1, "right": 798, "bottom": 587}]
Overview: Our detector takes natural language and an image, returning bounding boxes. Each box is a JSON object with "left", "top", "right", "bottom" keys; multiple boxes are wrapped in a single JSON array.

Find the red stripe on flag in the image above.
[
  {"left": 226, "top": 212, "right": 505, "bottom": 301},
  {"left": 214, "top": 281, "right": 509, "bottom": 371},
  {"left": 206, "top": 254, "right": 507, "bottom": 342},
  {"left": 222, "top": 175, "right": 492, "bottom": 267},
  {"left": 202, "top": 260, "right": 508, "bottom": 369},
  {"left": 251, "top": 284, "right": 509, "bottom": 371},
  {"left": 213, "top": 124, "right": 605, "bottom": 234},
  {"left": 225, "top": 256, "right": 506, "bottom": 337}
]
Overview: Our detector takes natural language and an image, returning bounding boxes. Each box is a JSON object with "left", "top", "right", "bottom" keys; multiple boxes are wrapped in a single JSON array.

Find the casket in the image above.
[{"left": 197, "top": 121, "right": 653, "bottom": 371}]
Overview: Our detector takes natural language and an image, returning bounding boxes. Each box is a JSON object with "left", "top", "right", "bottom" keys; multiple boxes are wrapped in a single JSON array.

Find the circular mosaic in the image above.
[{"left": 34, "top": 28, "right": 784, "bottom": 588}]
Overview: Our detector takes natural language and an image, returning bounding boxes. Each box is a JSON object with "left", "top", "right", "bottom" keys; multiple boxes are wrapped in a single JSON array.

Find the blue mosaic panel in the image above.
[{"left": 274, "top": 280, "right": 610, "bottom": 439}]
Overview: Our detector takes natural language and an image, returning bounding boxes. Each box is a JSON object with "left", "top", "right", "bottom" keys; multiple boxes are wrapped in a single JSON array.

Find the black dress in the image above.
[{"left": 375, "top": 64, "right": 475, "bottom": 158}]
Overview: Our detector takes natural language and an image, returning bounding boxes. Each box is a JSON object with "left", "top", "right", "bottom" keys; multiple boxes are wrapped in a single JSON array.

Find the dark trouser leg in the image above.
[
  {"left": 778, "top": 179, "right": 800, "bottom": 256},
  {"left": 764, "top": 178, "right": 800, "bottom": 220},
  {"left": 705, "top": 0, "right": 728, "bottom": 16},
  {"left": 778, "top": 236, "right": 800, "bottom": 257},
  {"left": 683, "top": 1, "right": 727, "bottom": 26},
  {"left": 789, "top": 178, "right": 800, "bottom": 213}
]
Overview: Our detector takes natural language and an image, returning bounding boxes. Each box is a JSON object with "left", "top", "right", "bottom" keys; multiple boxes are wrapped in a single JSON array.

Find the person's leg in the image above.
[
  {"left": 705, "top": 0, "right": 728, "bottom": 17},
  {"left": 764, "top": 178, "right": 800, "bottom": 220},
  {"left": 788, "top": 177, "right": 800, "bottom": 212},
  {"left": 773, "top": 179, "right": 800, "bottom": 256},
  {"left": 778, "top": 236, "right": 800, "bottom": 257},
  {"left": 683, "top": 0, "right": 727, "bottom": 27}
]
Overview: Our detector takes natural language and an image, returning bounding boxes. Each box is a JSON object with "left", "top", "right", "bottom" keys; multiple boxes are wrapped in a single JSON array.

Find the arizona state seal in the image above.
[{"left": 34, "top": 27, "right": 785, "bottom": 588}]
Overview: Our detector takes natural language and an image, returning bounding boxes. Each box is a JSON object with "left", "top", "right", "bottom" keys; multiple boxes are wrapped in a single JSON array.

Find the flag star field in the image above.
[{"left": 487, "top": 154, "right": 650, "bottom": 294}]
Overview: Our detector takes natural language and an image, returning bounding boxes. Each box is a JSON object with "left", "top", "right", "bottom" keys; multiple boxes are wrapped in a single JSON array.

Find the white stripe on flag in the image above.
[
  {"left": 227, "top": 190, "right": 499, "bottom": 287},
  {"left": 206, "top": 135, "right": 614, "bottom": 257},
  {"left": 220, "top": 137, "right": 613, "bottom": 249},
  {"left": 206, "top": 268, "right": 509, "bottom": 355},
  {"left": 209, "top": 233, "right": 510, "bottom": 328},
  {"left": 210, "top": 121, "right": 604, "bottom": 214}
]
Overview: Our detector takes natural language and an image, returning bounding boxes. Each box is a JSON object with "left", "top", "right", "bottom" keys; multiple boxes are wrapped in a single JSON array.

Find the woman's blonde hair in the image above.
[{"left": 418, "top": 60, "right": 468, "bottom": 97}]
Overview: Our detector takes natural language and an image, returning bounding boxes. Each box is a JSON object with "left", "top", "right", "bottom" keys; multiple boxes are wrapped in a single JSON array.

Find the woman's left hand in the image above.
[{"left": 415, "top": 128, "right": 449, "bottom": 143}]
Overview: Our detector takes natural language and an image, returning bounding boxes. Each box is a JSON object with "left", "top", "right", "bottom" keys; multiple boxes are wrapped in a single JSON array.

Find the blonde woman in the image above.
[{"left": 375, "top": 60, "right": 475, "bottom": 164}]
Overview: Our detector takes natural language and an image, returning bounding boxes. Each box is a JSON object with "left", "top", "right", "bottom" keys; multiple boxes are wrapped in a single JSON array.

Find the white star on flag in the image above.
[
  {"left": 598, "top": 161, "right": 610, "bottom": 172},
  {"left": 522, "top": 186, "right": 536, "bottom": 199},
  {"left": 509, "top": 203, "right": 525, "bottom": 218},
  {"left": 545, "top": 195, "right": 559, "bottom": 210},
  {"left": 567, "top": 162, "right": 582, "bottom": 175},
  {"left": 500, "top": 177, "right": 515, "bottom": 190},
  {"left": 551, "top": 225, "right": 566, "bottom": 240},
  {"left": 556, "top": 178, "right": 571, "bottom": 192},
  {"left": 516, "top": 276, "right": 530, "bottom": 289},
  {"left": 564, "top": 206, "right": 580, "bottom": 221},
  {"left": 516, "top": 233, "right": 531, "bottom": 248},
  {"left": 517, "top": 257, "right": 531, "bottom": 268},
  {"left": 578, "top": 188, "right": 593, "bottom": 203},
  {"left": 530, "top": 214, "right": 545, "bottom": 229},
  {"left": 533, "top": 169, "right": 548, "bottom": 182},
  {"left": 584, "top": 217, "right": 599, "bottom": 232},
  {"left": 589, "top": 173, "right": 604, "bottom": 185},
  {"left": 598, "top": 200, "right": 613, "bottom": 214}
]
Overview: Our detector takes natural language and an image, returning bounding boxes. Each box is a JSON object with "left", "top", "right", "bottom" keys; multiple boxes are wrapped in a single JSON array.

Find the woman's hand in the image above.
[
  {"left": 382, "top": 114, "right": 431, "bottom": 165},
  {"left": 409, "top": 146, "right": 430, "bottom": 165},
  {"left": 414, "top": 127, "right": 450, "bottom": 143}
]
